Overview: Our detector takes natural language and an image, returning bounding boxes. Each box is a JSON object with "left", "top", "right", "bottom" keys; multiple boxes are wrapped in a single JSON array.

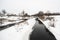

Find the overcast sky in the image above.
[{"left": 0, "top": 0, "right": 60, "bottom": 15}]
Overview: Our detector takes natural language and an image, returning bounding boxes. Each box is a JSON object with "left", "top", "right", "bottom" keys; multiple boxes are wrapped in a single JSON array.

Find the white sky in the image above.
[{"left": 0, "top": 0, "right": 60, "bottom": 15}]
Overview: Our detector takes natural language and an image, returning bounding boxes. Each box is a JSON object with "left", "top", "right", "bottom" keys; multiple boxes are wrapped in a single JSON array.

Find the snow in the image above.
[
  {"left": 1, "top": 15, "right": 60, "bottom": 40},
  {"left": 0, "top": 18, "right": 36, "bottom": 40},
  {"left": 41, "top": 16, "right": 60, "bottom": 40},
  {"left": 37, "top": 16, "right": 60, "bottom": 40}
]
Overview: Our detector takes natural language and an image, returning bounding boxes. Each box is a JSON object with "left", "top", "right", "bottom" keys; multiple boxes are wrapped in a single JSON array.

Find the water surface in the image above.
[{"left": 30, "top": 20, "right": 56, "bottom": 40}]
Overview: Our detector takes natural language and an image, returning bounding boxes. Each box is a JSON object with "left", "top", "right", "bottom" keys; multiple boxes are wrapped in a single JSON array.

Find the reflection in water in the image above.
[{"left": 30, "top": 19, "right": 56, "bottom": 40}]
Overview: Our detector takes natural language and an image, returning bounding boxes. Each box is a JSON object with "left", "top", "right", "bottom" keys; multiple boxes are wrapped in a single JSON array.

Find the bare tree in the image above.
[{"left": 2, "top": 10, "right": 6, "bottom": 14}]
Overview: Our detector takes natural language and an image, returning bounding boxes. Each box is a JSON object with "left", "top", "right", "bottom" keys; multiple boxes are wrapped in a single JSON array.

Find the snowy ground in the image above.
[
  {"left": 0, "top": 18, "right": 36, "bottom": 40},
  {"left": 39, "top": 16, "right": 60, "bottom": 40},
  {"left": 0, "top": 16, "right": 60, "bottom": 40}
]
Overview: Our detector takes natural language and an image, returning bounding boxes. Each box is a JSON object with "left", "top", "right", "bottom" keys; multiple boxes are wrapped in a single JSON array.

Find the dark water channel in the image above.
[{"left": 30, "top": 19, "right": 56, "bottom": 40}]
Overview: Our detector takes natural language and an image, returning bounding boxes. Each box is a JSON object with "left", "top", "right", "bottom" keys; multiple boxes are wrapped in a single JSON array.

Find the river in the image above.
[{"left": 30, "top": 20, "right": 56, "bottom": 40}]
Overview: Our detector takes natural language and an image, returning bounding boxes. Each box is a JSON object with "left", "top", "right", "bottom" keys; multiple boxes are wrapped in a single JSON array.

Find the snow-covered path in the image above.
[{"left": 0, "top": 18, "right": 36, "bottom": 40}]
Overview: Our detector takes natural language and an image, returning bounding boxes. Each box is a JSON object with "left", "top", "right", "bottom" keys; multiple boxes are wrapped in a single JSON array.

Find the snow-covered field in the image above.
[
  {"left": 0, "top": 18, "right": 36, "bottom": 40},
  {"left": 0, "top": 16, "right": 60, "bottom": 40},
  {"left": 40, "top": 16, "right": 60, "bottom": 40}
]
